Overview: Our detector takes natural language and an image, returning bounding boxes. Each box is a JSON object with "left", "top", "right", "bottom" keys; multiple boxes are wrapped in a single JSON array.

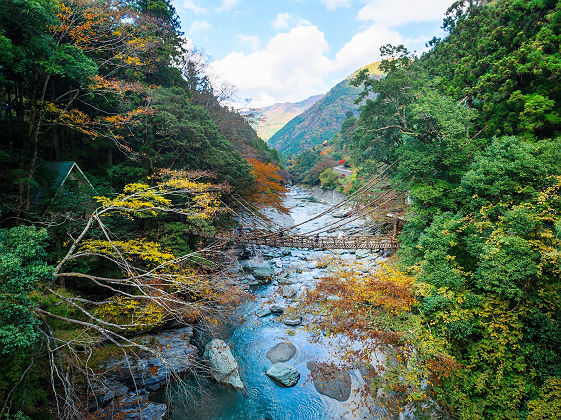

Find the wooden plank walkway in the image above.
[{"left": 218, "top": 232, "right": 399, "bottom": 250}]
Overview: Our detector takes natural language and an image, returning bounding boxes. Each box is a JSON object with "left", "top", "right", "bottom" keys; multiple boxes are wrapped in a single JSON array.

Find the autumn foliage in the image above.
[
  {"left": 246, "top": 158, "right": 288, "bottom": 213},
  {"left": 298, "top": 257, "right": 457, "bottom": 416},
  {"left": 54, "top": 170, "right": 241, "bottom": 331}
]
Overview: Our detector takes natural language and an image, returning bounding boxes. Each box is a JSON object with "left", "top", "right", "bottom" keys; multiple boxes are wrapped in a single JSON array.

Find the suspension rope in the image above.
[
  {"left": 281, "top": 160, "right": 398, "bottom": 232},
  {"left": 300, "top": 190, "right": 405, "bottom": 236},
  {"left": 315, "top": 191, "right": 407, "bottom": 236},
  {"left": 230, "top": 193, "right": 282, "bottom": 231}
]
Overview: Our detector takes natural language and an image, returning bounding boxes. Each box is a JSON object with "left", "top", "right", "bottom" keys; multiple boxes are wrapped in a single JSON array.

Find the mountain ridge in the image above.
[
  {"left": 267, "top": 62, "right": 383, "bottom": 156},
  {"left": 253, "top": 94, "right": 323, "bottom": 140}
]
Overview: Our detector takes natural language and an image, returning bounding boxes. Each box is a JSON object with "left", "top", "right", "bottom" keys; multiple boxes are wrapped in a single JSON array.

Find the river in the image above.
[{"left": 165, "top": 186, "right": 392, "bottom": 419}]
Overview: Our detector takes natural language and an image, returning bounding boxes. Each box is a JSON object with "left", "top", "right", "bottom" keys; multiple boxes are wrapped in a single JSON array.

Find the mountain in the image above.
[
  {"left": 268, "top": 62, "right": 382, "bottom": 156},
  {"left": 253, "top": 94, "right": 323, "bottom": 140}
]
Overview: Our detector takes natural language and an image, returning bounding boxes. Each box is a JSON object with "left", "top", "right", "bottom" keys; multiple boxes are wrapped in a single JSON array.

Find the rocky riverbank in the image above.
[
  {"left": 94, "top": 186, "right": 395, "bottom": 419},
  {"left": 91, "top": 327, "right": 197, "bottom": 418},
  {"left": 161, "top": 186, "right": 400, "bottom": 419}
]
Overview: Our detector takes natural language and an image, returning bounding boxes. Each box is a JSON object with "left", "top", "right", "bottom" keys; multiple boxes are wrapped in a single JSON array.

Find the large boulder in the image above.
[
  {"left": 281, "top": 286, "right": 297, "bottom": 299},
  {"left": 242, "top": 261, "right": 275, "bottom": 283},
  {"left": 266, "top": 363, "right": 300, "bottom": 387},
  {"left": 93, "top": 396, "right": 167, "bottom": 419},
  {"left": 92, "top": 327, "right": 196, "bottom": 415},
  {"left": 97, "top": 326, "right": 197, "bottom": 394},
  {"left": 283, "top": 316, "right": 302, "bottom": 327},
  {"left": 307, "top": 361, "right": 351, "bottom": 402},
  {"left": 204, "top": 339, "right": 244, "bottom": 390},
  {"left": 270, "top": 304, "right": 285, "bottom": 314},
  {"left": 278, "top": 276, "right": 296, "bottom": 285},
  {"left": 256, "top": 306, "right": 272, "bottom": 318},
  {"left": 266, "top": 343, "right": 296, "bottom": 363},
  {"left": 252, "top": 266, "right": 275, "bottom": 282}
]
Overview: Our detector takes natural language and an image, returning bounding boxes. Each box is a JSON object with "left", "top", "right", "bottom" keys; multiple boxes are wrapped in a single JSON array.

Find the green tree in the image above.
[{"left": 0, "top": 226, "right": 52, "bottom": 416}]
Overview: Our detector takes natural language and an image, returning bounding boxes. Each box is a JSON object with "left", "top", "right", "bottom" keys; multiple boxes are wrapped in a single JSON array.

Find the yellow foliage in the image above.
[
  {"left": 527, "top": 377, "right": 561, "bottom": 420},
  {"left": 79, "top": 239, "right": 175, "bottom": 267},
  {"left": 95, "top": 296, "right": 165, "bottom": 331}
]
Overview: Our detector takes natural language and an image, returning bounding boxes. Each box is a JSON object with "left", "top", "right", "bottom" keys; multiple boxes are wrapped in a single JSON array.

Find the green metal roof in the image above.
[
  {"left": 39, "top": 161, "right": 76, "bottom": 191},
  {"left": 32, "top": 161, "right": 95, "bottom": 206}
]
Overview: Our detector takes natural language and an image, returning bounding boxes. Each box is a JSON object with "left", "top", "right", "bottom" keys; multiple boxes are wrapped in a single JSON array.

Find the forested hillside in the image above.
[
  {"left": 252, "top": 94, "right": 323, "bottom": 141},
  {"left": 0, "top": 0, "right": 281, "bottom": 417},
  {"left": 2, "top": 0, "right": 561, "bottom": 418},
  {"left": 308, "top": 0, "right": 561, "bottom": 418},
  {"left": 268, "top": 63, "right": 382, "bottom": 156}
]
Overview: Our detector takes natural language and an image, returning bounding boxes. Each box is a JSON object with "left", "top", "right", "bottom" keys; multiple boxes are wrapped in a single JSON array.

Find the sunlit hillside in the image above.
[
  {"left": 268, "top": 61, "right": 383, "bottom": 155},
  {"left": 253, "top": 94, "right": 323, "bottom": 140}
]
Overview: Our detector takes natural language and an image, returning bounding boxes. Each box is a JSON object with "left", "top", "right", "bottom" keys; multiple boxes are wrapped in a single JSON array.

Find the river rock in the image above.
[
  {"left": 242, "top": 261, "right": 275, "bottom": 282},
  {"left": 270, "top": 304, "right": 285, "bottom": 314},
  {"left": 92, "top": 327, "right": 196, "bottom": 415},
  {"left": 278, "top": 276, "right": 295, "bottom": 285},
  {"left": 204, "top": 339, "right": 244, "bottom": 390},
  {"left": 266, "top": 342, "right": 296, "bottom": 363},
  {"left": 266, "top": 363, "right": 300, "bottom": 387},
  {"left": 262, "top": 249, "right": 281, "bottom": 260},
  {"left": 281, "top": 286, "right": 297, "bottom": 299},
  {"left": 253, "top": 267, "right": 275, "bottom": 282},
  {"left": 358, "top": 364, "right": 379, "bottom": 393},
  {"left": 247, "top": 275, "right": 264, "bottom": 287},
  {"left": 281, "top": 248, "right": 292, "bottom": 257},
  {"left": 307, "top": 361, "right": 352, "bottom": 402},
  {"left": 355, "top": 249, "right": 370, "bottom": 259},
  {"left": 234, "top": 246, "right": 250, "bottom": 259},
  {"left": 94, "top": 396, "right": 167, "bottom": 419},
  {"left": 283, "top": 316, "right": 302, "bottom": 327},
  {"left": 97, "top": 327, "right": 197, "bottom": 394},
  {"left": 256, "top": 306, "right": 272, "bottom": 318}
]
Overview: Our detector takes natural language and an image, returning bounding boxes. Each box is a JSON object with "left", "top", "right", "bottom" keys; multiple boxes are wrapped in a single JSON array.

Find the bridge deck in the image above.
[{"left": 219, "top": 233, "right": 399, "bottom": 250}]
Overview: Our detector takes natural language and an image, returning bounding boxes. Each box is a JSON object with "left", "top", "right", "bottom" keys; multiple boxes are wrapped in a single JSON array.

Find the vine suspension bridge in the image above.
[{"left": 219, "top": 161, "right": 406, "bottom": 251}]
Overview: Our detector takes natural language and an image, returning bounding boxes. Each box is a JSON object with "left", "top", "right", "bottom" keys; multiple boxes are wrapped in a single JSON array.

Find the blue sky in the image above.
[{"left": 174, "top": 0, "right": 450, "bottom": 107}]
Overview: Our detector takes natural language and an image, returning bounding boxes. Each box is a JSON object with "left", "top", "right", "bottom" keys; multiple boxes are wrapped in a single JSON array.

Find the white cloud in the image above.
[
  {"left": 189, "top": 20, "right": 211, "bottom": 33},
  {"left": 182, "top": 0, "right": 206, "bottom": 15},
  {"left": 209, "top": 2, "right": 445, "bottom": 107},
  {"left": 357, "top": 0, "right": 451, "bottom": 26},
  {"left": 238, "top": 34, "right": 261, "bottom": 51},
  {"left": 217, "top": 0, "right": 238, "bottom": 12},
  {"left": 272, "top": 12, "right": 292, "bottom": 30},
  {"left": 211, "top": 24, "right": 332, "bottom": 107},
  {"left": 334, "top": 25, "right": 402, "bottom": 74},
  {"left": 210, "top": 21, "right": 404, "bottom": 107},
  {"left": 320, "top": 0, "right": 352, "bottom": 11},
  {"left": 272, "top": 13, "right": 311, "bottom": 30}
]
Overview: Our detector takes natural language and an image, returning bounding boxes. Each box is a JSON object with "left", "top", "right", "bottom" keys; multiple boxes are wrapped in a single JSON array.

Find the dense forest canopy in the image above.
[
  {"left": 0, "top": 0, "right": 281, "bottom": 417},
  {"left": 334, "top": 0, "right": 561, "bottom": 417},
  {"left": 1, "top": 0, "right": 561, "bottom": 418}
]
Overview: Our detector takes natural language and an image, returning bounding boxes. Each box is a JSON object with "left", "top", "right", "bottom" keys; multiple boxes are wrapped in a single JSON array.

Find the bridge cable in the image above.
[
  {"left": 280, "top": 160, "right": 398, "bottom": 232},
  {"left": 300, "top": 190, "right": 405, "bottom": 236}
]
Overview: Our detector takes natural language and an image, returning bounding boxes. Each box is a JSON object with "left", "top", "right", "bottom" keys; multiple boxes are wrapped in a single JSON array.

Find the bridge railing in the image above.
[{"left": 217, "top": 231, "right": 398, "bottom": 250}]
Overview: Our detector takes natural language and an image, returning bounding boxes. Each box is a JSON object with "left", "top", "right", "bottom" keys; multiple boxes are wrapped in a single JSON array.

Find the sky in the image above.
[{"left": 174, "top": 0, "right": 451, "bottom": 107}]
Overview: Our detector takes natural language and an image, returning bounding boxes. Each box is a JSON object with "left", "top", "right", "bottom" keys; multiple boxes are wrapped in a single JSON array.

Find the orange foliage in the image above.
[
  {"left": 43, "top": 0, "right": 162, "bottom": 151},
  {"left": 247, "top": 158, "right": 288, "bottom": 213},
  {"left": 46, "top": 103, "right": 153, "bottom": 146},
  {"left": 297, "top": 257, "right": 457, "bottom": 415},
  {"left": 53, "top": 0, "right": 161, "bottom": 70}
]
